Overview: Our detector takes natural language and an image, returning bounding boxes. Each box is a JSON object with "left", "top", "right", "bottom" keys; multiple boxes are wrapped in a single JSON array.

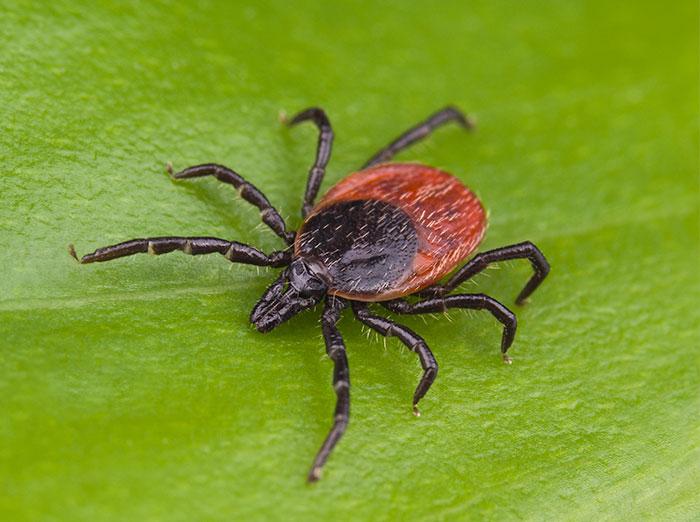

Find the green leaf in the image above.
[{"left": 2, "top": 1, "right": 698, "bottom": 520}]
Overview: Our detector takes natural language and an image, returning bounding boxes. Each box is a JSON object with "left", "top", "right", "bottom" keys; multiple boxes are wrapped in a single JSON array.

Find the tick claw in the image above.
[
  {"left": 502, "top": 354, "right": 513, "bottom": 365},
  {"left": 412, "top": 404, "right": 421, "bottom": 417},
  {"left": 307, "top": 467, "right": 321, "bottom": 483},
  {"left": 68, "top": 244, "right": 80, "bottom": 263},
  {"left": 279, "top": 110, "right": 289, "bottom": 124},
  {"left": 165, "top": 162, "right": 174, "bottom": 176}
]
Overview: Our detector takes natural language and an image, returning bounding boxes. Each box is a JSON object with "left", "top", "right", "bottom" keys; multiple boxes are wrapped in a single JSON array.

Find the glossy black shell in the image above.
[{"left": 296, "top": 199, "right": 418, "bottom": 296}]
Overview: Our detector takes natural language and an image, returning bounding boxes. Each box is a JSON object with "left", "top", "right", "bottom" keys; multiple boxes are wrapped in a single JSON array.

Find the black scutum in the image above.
[{"left": 298, "top": 199, "right": 418, "bottom": 296}]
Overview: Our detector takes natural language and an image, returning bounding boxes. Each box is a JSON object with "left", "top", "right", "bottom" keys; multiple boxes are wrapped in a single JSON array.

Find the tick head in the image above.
[
  {"left": 250, "top": 260, "right": 327, "bottom": 333},
  {"left": 288, "top": 258, "right": 328, "bottom": 299}
]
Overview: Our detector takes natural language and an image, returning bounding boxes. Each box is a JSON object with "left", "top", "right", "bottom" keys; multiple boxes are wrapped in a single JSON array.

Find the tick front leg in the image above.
[
  {"left": 286, "top": 107, "right": 334, "bottom": 218},
  {"left": 383, "top": 294, "right": 517, "bottom": 363},
  {"left": 352, "top": 302, "right": 437, "bottom": 416},
  {"left": 421, "top": 241, "right": 550, "bottom": 305},
  {"left": 69, "top": 237, "right": 290, "bottom": 267},
  {"left": 170, "top": 164, "right": 295, "bottom": 244},
  {"left": 362, "top": 106, "right": 475, "bottom": 168},
  {"left": 308, "top": 297, "right": 349, "bottom": 483}
]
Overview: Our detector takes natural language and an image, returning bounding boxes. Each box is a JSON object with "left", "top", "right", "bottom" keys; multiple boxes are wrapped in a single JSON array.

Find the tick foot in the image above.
[
  {"left": 412, "top": 404, "right": 421, "bottom": 417},
  {"left": 502, "top": 353, "right": 513, "bottom": 365}
]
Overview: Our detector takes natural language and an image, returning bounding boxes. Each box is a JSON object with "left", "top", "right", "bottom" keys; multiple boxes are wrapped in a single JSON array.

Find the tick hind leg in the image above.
[
  {"left": 352, "top": 302, "right": 438, "bottom": 416},
  {"left": 308, "top": 297, "right": 349, "bottom": 483},
  {"left": 362, "top": 106, "right": 475, "bottom": 168},
  {"left": 69, "top": 237, "right": 290, "bottom": 267},
  {"left": 169, "top": 164, "right": 295, "bottom": 244},
  {"left": 286, "top": 107, "right": 334, "bottom": 218},
  {"left": 420, "top": 241, "right": 550, "bottom": 305},
  {"left": 382, "top": 294, "right": 517, "bottom": 363}
]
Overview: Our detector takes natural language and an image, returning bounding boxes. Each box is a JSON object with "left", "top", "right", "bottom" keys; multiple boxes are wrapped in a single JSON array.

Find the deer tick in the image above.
[{"left": 70, "top": 106, "right": 550, "bottom": 482}]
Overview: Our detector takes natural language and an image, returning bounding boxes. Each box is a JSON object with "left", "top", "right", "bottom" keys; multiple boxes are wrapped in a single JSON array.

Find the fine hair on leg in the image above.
[
  {"left": 420, "top": 241, "right": 550, "bottom": 305},
  {"left": 170, "top": 163, "right": 295, "bottom": 244},
  {"left": 286, "top": 107, "right": 335, "bottom": 218},
  {"left": 308, "top": 296, "right": 349, "bottom": 482},
  {"left": 382, "top": 293, "right": 517, "bottom": 363},
  {"left": 362, "top": 105, "right": 475, "bottom": 168},
  {"left": 352, "top": 302, "right": 438, "bottom": 415},
  {"left": 69, "top": 237, "right": 290, "bottom": 267}
]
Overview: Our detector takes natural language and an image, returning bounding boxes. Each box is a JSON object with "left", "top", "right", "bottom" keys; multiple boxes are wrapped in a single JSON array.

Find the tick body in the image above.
[
  {"left": 71, "top": 106, "right": 550, "bottom": 482},
  {"left": 297, "top": 164, "right": 486, "bottom": 301}
]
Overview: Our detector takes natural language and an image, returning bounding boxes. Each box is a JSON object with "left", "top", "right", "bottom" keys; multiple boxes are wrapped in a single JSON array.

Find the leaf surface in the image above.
[{"left": 1, "top": 1, "right": 698, "bottom": 520}]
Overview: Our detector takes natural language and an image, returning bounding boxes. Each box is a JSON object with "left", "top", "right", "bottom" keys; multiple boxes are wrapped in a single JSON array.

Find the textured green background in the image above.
[{"left": 1, "top": 1, "right": 698, "bottom": 520}]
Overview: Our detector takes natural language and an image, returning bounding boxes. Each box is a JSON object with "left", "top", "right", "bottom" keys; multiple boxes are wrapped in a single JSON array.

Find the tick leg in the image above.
[
  {"left": 170, "top": 164, "right": 295, "bottom": 244},
  {"left": 286, "top": 107, "right": 334, "bottom": 218},
  {"left": 382, "top": 294, "right": 517, "bottom": 363},
  {"left": 69, "top": 237, "right": 290, "bottom": 267},
  {"left": 420, "top": 241, "right": 550, "bottom": 305},
  {"left": 308, "top": 297, "right": 349, "bottom": 483},
  {"left": 362, "top": 106, "right": 475, "bottom": 168},
  {"left": 352, "top": 302, "right": 437, "bottom": 416}
]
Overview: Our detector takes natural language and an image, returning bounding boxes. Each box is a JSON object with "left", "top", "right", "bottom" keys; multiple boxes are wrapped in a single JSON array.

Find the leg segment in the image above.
[
  {"left": 382, "top": 294, "right": 517, "bottom": 362},
  {"left": 308, "top": 297, "right": 349, "bottom": 482},
  {"left": 362, "top": 106, "right": 475, "bottom": 168},
  {"left": 287, "top": 107, "right": 334, "bottom": 218},
  {"left": 169, "top": 164, "right": 295, "bottom": 244},
  {"left": 69, "top": 237, "right": 290, "bottom": 267},
  {"left": 352, "top": 302, "right": 437, "bottom": 415},
  {"left": 420, "top": 241, "right": 550, "bottom": 305}
]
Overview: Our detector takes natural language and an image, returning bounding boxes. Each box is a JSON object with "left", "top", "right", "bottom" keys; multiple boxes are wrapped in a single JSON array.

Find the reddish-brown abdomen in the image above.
[{"left": 298, "top": 163, "right": 487, "bottom": 300}]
